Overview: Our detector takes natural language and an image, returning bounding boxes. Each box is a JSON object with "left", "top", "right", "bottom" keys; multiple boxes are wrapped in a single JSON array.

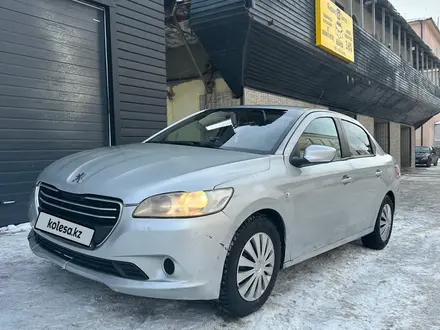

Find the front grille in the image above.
[
  {"left": 33, "top": 231, "right": 149, "bottom": 281},
  {"left": 38, "top": 183, "right": 122, "bottom": 247}
]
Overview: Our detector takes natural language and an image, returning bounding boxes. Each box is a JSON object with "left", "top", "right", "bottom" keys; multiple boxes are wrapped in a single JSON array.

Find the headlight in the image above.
[{"left": 133, "top": 188, "right": 234, "bottom": 218}]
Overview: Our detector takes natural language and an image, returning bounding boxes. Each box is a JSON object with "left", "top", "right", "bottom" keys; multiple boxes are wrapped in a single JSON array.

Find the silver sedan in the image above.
[{"left": 28, "top": 106, "right": 400, "bottom": 317}]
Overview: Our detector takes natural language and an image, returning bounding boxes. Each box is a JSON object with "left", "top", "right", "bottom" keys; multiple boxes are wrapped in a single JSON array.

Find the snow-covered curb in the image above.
[{"left": 0, "top": 223, "right": 31, "bottom": 235}]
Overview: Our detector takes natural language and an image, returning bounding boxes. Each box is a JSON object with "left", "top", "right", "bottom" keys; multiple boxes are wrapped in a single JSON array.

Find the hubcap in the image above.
[
  {"left": 236, "top": 233, "right": 275, "bottom": 301},
  {"left": 380, "top": 204, "right": 393, "bottom": 241}
]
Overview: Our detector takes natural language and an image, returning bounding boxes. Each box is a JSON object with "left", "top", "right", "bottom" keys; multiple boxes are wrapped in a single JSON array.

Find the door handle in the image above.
[
  {"left": 375, "top": 170, "right": 383, "bottom": 177},
  {"left": 341, "top": 176, "right": 352, "bottom": 185}
]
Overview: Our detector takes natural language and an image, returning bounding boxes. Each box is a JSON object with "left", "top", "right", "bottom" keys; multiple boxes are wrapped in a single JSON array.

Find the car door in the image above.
[
  {"left": 282, "top": 114, "right": 354, "bottom": 259},
  {"left": 339, "top": 119, "right": 388, "bottom": 236}
]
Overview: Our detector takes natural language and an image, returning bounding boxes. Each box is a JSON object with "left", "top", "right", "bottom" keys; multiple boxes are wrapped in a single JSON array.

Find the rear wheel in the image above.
[
  {"left": 362, "top": 196, "right": 394, "bottom": 250},
  {"left": 218, "top": 214, "right": 281, "bottom": 317},
  {"left": 434, "top": 159, "right": 438, "bottom": 166}
]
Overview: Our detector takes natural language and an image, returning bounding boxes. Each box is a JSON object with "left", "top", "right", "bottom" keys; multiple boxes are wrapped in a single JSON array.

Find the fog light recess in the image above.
[{"left": 163, "top": 258, "right": 175, "bottom": 276}]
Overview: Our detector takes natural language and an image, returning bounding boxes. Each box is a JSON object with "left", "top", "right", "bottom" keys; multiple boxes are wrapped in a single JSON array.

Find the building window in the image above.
[{"left": 335, "top": 1, "right": 345, "bottom": 11}]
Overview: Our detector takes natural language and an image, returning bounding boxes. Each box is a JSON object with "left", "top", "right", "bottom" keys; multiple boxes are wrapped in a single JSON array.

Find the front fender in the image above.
[{"left": 220, "top": 190, "right": 290, "bottom": 261}]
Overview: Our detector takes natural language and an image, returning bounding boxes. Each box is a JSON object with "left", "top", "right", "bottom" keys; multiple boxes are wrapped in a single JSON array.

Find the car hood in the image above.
[
  {"left": 38, "top": 143, "right": 270, "bottom": 204},
  {"left": 415, "top": 152, "right": 430, "bottom": 157}
]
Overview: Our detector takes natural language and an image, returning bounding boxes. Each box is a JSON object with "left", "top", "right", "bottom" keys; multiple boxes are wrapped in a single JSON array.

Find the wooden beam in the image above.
[
  {"left": 409, "top": 38, "right": 413, "bottom": 66},
  {"left": 398, "top": 24, "right": 401, "bottom": 57}
]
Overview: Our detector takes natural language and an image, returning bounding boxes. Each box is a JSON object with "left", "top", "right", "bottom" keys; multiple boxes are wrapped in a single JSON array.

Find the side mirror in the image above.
[{"left": 290, "top": 145, "right": 337, "bottom": 167}]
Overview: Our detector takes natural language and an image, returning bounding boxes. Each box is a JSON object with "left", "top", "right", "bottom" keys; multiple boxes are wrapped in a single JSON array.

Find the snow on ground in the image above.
[
  {"left": 0, "top": 222, "right": 31, "bottom": 235},
  {"left": 1, "top": 167, "right": 440, "bottom": 330}
]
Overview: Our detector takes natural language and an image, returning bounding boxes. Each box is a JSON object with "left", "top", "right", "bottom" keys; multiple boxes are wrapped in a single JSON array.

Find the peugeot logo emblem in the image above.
[{"left": 72, "top": 173, "right": 86, "bottom": 183}]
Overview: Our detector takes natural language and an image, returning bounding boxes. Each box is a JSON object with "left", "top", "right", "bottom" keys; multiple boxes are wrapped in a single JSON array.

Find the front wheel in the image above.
[
  {"left": 427, "top": 159, "right": 432, "bottom": 167},
  {"left": 218, "top": 214, "right": 281, "bottom": 317},
  {"left": 362, "top": 196, "right": 394, "bottom": 250},
  {"left": 434, "top": 159, "right": 438, "bottom": 166}
]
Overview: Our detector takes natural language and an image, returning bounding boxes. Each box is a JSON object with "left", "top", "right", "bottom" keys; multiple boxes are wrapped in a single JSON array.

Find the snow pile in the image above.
[{"left": 0, "top": 222, "right": 31, "bottom": 235}]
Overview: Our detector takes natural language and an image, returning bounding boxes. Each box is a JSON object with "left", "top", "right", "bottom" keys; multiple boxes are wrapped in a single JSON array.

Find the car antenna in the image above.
[{"left": 315, "top": 90, "right": 325, "bottom": 108}]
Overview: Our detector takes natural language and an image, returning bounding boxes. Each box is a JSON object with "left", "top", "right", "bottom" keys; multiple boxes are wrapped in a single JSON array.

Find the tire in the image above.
[
  {"left": 434, "top": 160, "right": 438, "bottom": 166},
  {"left": 426, "top": 159, "right": 432, "bottom": 167},
  {"left": 361, "top": 196, "right": 394, "bottom": 250},
  {"left": 218, "top": 213, "right": 282, "bottom": 317}
]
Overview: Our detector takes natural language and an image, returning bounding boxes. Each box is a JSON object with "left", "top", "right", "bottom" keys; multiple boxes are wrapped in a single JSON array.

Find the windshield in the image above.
[
  {"left": 147, "top": 108, "right": 303, "bottom": 154},
  {"left": 416, "top": 147, "right": 431, "bottom": 153}
]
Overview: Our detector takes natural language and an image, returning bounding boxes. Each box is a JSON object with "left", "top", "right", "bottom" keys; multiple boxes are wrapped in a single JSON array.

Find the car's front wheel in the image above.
[
  {"left": 361, "top": 196, "right": 394, "bottom": 250},
  {"left": 218, "top": 213, "right": 281, "bottom": 317}
]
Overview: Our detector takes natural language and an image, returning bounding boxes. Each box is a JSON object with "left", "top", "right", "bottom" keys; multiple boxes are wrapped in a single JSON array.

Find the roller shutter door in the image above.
[{"left": 0, "top": 0, "right": 109, "bottom": 226}]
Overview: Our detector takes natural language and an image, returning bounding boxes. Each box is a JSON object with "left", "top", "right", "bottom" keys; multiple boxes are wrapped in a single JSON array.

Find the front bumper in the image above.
[
  {"left": 415, "top": 158, "right": 430, "bottom": 165},
  {"left": 28, "top": 203, "right": 232, "bottom": 300}
]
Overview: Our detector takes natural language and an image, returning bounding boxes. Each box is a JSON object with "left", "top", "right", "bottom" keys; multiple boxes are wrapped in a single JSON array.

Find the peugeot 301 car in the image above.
[{"left": 28, "top": 106, "right": 401, "bottom": 317}]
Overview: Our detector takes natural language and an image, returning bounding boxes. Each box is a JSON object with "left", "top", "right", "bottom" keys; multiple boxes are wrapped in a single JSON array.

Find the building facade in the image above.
[
  {"left": 0, "top": 0, "right": 167, "bottom": 226},
  {"left": 168, "top": 0, "right": 440, "bottom": 169},
  {"left": 409, "top": 18, "right": 440, "bottom": 147}
]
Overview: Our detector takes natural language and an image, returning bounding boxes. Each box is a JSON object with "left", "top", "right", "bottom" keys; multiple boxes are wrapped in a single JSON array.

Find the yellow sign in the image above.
[{"left": 316, "top": 0, "right": 354, "bottom": 62}]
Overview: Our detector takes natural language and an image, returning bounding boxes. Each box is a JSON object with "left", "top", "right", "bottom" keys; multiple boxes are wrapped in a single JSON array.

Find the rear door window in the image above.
[{"left": 342, "top": 120, "right": 374, "bottom": 157}]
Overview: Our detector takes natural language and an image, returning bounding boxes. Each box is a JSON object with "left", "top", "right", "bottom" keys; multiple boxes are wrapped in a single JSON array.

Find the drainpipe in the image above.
[{"left": 172, "top": 1, "right": 210, "bottom": 106}]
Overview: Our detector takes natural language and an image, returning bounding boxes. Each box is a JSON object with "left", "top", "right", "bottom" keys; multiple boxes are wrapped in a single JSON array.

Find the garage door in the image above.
[{"left": 0, "top": 0, "right": 109, "bottom": 226}]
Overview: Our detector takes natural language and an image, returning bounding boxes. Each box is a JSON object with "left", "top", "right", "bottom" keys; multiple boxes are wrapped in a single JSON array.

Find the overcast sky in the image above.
[{"left": 391, "top": 0, "right": 440, "bottom": 22}]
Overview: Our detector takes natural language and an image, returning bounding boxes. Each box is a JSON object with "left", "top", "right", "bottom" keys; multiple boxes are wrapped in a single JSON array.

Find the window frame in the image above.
[
  {"left": 288, "top": 116, "right": 348, "bottom": 166},
  {"left": 339, "top": 119, "right": 377, "bottom": 159}
]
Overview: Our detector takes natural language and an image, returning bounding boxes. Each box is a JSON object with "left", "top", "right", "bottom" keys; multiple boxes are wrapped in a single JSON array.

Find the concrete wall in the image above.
[
  {"left": 411, "top": 126, "right": 416, "bottom": 167},
  {"left": 357, "top": 115, "right": 375, "bottom": 135},
  {"left": 409, "top": 20, "right": 440, "bottom": 58},
  {"left": 415, "top": 113, "right": 440, "bottom": 146},
  {"left": 167, "top": 78, "right": 239, "bottom": 125},
  {"left": 243, "top": 88, "right": 327, "bottom": 108},
  {"left": 389, "top": 122, "right": 401, "bottom": 165},
  {"left": 411, "top": 19, "right": 440, "bottom": 145}
]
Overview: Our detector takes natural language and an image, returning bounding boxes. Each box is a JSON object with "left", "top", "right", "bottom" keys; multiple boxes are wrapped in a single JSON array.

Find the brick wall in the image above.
[
  {"left": 356, "top": 115, "right": 375, "bottom": 135},
  {"left": 243, "top": 88, "right": 328, "bottom": 109}
]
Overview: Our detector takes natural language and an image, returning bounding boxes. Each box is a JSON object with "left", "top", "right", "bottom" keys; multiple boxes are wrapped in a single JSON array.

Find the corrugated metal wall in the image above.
[
  {"left": 115, "top": 0, "right": 167, "bottom": 144},
  {"left": 190, "top": 0, "right": 440, "bottom": 127}
]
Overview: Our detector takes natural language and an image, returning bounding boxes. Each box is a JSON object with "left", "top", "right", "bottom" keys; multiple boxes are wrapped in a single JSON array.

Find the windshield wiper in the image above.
[{"left": 148, "top": 141, "right": 219, "bottom": 149}]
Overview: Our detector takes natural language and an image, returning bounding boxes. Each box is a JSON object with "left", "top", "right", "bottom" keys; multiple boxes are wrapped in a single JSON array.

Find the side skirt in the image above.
[{"left": 282, "top": 227, "right": 374, "bottom": 269}]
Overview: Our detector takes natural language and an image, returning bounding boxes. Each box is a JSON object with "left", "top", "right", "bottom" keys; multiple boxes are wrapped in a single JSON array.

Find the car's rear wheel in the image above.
[
  {"left": 218, "top": 213, "right": 281, "bottom": 317},
  {"left": 434, "top": 159, "right": 438, "bottom": 166},
  {"left": 361, "top": 196, "right": 394, "bottom": 250}
]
